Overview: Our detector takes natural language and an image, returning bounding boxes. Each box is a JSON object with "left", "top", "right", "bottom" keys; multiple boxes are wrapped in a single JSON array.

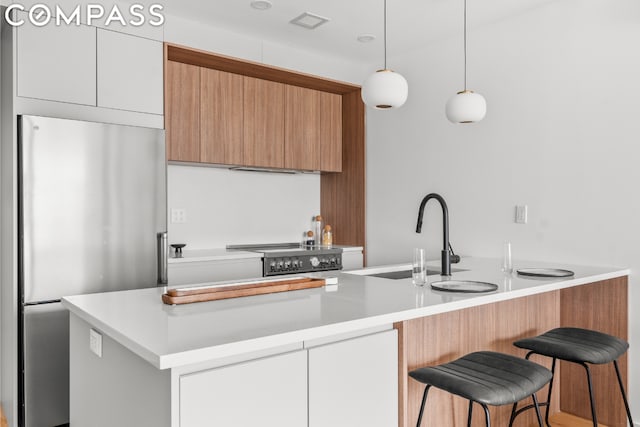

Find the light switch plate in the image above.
[
  {"left": 515, "top": 205, "right": 528, "bottom": 224},
  {"left": 89, "top": 328, "right": 103, "bottom": 358}
]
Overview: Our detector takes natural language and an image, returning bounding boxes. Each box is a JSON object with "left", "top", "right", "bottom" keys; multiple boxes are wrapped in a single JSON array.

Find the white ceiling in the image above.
[{"left": 162, "top": 0, "right": 557, "bottom": 64}]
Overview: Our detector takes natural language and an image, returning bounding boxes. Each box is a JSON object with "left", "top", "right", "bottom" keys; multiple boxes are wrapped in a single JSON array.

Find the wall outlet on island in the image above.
[
  {"left": 171, "top": 208, "right": 187, "bottom": 224},
  {"left": 515, "top": 205, "right": 528, "bottom": 224},
  {"left": 89, "top": 328, "right": 103, "bottom": 358}
]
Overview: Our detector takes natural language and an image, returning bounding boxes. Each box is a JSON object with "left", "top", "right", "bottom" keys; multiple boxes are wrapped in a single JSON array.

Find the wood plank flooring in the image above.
[
  {"left": 1, "top": 405, "right": 7, "bottom": 427},
  {"left": 531, "top": 412, "right": 608, "bottom": 427}
]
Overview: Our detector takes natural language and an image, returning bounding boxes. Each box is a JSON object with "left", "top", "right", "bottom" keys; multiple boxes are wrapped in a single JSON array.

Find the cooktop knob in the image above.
[{"left": 310, "top": 256, "right": 320, "bottom": 267}]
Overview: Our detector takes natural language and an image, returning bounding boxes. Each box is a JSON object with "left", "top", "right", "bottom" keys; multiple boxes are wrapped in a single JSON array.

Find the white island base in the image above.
[
  {"left": 64, "top": 258, "right": 629, "bottom": 427},
  {"left": 70, "top": 314, "right": 397, "bottom": 427}
]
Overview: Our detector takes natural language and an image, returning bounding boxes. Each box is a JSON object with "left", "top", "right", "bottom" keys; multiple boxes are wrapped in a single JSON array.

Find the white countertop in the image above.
[
  {"left": 168, "top": 245, "right": 363, "bottom": 263},
  {"left": 61, "top": 257, "right": 628, "bottom": 370}
]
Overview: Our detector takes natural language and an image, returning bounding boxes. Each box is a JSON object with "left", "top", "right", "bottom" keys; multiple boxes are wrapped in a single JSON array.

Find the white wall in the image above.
[
  {"left": 167, "top": 165, "right": 320, "bottom": 248},
  {"left": 366, "top": 0, "right": 640, "bottom": 417},
  {"left": 163, "top": 15, "right": 366, "bottom": 249}
]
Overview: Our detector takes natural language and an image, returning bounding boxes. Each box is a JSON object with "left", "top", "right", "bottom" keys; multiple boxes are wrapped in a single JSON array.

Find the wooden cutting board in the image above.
[
  {"left": 1, "top": 404, "right": 7, "bottom": 427},
  {"left": 162, "top": 276, "right": 326, "bottom": 305}
]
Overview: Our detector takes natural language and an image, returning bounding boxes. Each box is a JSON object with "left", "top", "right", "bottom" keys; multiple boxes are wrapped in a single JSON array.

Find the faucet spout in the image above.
[{"left": 416, "top": 193, "right": 451, "bottom": 276}]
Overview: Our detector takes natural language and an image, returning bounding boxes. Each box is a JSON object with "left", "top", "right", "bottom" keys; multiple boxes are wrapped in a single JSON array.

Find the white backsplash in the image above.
[{"left": 167, "top": 165, "right": 320, "bottom": 249}]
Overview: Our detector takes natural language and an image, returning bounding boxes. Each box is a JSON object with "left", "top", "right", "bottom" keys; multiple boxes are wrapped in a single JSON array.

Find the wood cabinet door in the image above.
[
  {"left": 165, "top": 61, "right": 200, "bottom": 162},
  {"left": 243, "top": 77, "right": 285, "bottom": 168},
  {"left": 201, "top": 69, "right": 244, "bottom": 165},
  {"left": 285, "top": 86, "right": 320, "bottom": 171},
  {"left": 319, "top": 92, "right": 343, "bottom": 172}
]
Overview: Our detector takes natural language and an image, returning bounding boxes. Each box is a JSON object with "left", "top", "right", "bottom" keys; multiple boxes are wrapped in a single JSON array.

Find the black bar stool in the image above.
[
  {"left": 513, "top": 327, "right": 634, "bottom": 427},
  {"left": 409, "top": 351, "right": 553, "bottom": 427}
]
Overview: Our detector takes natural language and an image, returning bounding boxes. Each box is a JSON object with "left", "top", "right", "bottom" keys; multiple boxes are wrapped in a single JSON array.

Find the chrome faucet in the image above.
[{"left": 416, "top": 193, "right": 451, "bottom": 276}]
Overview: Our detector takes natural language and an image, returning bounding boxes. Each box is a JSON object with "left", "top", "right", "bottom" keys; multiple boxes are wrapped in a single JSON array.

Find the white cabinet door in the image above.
[
  {"left": 17, "top": 21, "right": 96, "bottom": 106},
  {"left": 97, "top": 29, "right": 163, "bottom": 114},
  {"left": 180, "top": 350, "right": 307, "bottom": 427},
  {"left": 309, "top": 330, "right": 398, "bottom": 427}
]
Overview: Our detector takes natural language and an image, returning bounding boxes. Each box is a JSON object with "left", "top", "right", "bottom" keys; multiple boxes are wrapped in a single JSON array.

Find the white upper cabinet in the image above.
[
  {"left": 97, "top": 29, "right": 163, "bottom": 114},
  {"left": 17, "top": 21, "right": 97, "bottom": 106}
]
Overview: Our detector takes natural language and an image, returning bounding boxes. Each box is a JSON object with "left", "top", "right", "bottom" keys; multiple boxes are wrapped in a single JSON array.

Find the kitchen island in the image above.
[{"left": 62, "top": 258, "right": 629, "bottom": 427}]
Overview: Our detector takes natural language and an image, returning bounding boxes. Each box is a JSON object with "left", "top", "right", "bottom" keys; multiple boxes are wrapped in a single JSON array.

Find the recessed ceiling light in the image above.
[
  {"left": 289, "top": 12, "right": 330, "bottom": 30},
  {"left": 250, "top": 0, "right": 272, "bottom": 11},
  {"left": 357, "top": 34, "right": 376, "bottom": 43}
]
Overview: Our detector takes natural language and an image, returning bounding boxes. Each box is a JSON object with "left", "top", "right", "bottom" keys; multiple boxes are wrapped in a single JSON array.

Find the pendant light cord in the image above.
[
  {"left": 384, "top": 0, "right": 387, "bottom": 70},
  {"left": 463, "top": 0, "right": 467, "bottom": 90}
]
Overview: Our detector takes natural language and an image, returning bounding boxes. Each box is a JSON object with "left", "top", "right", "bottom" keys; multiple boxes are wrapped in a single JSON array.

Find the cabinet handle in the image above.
[{"left": 157, "top": 231, "right": 168, "bottom": 285}]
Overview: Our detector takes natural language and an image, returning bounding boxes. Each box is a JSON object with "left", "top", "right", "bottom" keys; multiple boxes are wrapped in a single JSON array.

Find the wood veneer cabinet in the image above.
[
  {"left": 243, "top": 77, "right": 285, "bottom": 168},
  {"left": 200, "top": 68, "right": 244, "bottom": 165},
  {"left": 319, "top": 92, "right": 342, "bottom": 172},
  {"left": 166, "top": 61, "right": 200, "bottom": 162},
  {"left": 165, "top": 44, "right": 365, "bottom": 254},
  {"left": 285, "top": 86, "right": 320, "bottom": 171},
  {"left": 284, "top": 87, "right": 342, "bottom": 172}
]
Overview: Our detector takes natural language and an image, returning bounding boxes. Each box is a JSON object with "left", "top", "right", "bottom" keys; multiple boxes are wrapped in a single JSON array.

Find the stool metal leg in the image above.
[
  {"left": 532, "top": 393, "right": 544, "bottom": 427},
  {"left": 508, "top": 402, "right": 517, "bottom": 427},
  {"left": 613, "top": 360, "right": 634, "bottom": 427},
  {"left": 481, "top": 404, "right": 491, "bottom": 427},
  {"left": 416, "top": 385, "right": 431, "bottom": 427},
  {"left": 467, "top": 400, "right": 473, "bottom": 427},
  {"left": 524, "top": 351, "right": 555, "bottom": 427},
  {"left": 544, "top": 358, "right": 556, "bottom": 427},
  {"left": 581, "top": 363, "right": 598, "bottom": 427}
]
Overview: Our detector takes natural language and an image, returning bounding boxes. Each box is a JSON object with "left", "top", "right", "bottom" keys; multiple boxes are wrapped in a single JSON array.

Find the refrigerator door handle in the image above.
[{"left": 157, "top": 232, "right": 168, "bottom": 285}]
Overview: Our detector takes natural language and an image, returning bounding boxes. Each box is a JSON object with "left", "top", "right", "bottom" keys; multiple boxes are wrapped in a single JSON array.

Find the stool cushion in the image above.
[
  {"left": 513, "top": 327, "right": 629, "bottom": 364},
  {"left": 408, "top": 351, "right": 552, "bottom": 406}
]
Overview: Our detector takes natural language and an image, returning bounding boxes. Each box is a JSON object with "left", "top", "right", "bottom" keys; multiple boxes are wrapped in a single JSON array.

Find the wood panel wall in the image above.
[
  {"left": 395, "top": 291, "right": 560, "bottom": 427},
  {"left": 320, "top": 90, "right": 366, "bottom": 256},
  {"left": 559, "top": 277, "right": 629, "bottom": 427},
  {"left": 395, "top": 278, "right": 629, "bottom": 427}
]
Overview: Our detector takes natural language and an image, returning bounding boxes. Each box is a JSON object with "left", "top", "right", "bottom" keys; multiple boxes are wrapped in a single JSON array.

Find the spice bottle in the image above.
[
  {"left": 305, "top": 230, "right": 315, "bottom": 247},
  {"left": 313, "top": 215, "right": 323, "bottom": 246},
  {"left": 322, "top": 225, "right": 333, "bottom": 247}
]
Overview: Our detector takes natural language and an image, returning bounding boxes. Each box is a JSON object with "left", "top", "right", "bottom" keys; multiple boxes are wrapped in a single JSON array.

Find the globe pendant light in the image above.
[
  {"left": 445, "top": 0, "right": 486, "bottom": 123},
  {"left": 361, "top": 0, "right": 408, "bottom": 109}
]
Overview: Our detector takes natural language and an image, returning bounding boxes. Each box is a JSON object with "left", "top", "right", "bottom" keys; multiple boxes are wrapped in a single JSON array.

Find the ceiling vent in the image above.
[{"left": 289, "top": 12, "right": 330, "bottom": 30}]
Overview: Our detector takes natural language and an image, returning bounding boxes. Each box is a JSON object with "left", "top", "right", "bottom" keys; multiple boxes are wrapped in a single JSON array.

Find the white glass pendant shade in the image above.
[
  {"left": 445, "top": 90, "right": 486, "bottom": 123},
  {"left": 361, "top": 69, "right": 408, "bottom": 109}
]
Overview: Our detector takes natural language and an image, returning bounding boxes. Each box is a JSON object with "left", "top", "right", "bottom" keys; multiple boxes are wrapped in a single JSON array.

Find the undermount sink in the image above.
[
  {"left": 430, "top": 280, "right": 498, "bottom": 293},
  {"left": 367, "top": 268, "right": 467, "bottom": 280}
]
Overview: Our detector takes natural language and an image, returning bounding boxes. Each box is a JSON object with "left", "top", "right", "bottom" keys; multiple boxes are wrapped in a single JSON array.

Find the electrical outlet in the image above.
[
  {"left": 89, "top": 328, "right": 102, "bottom": 358},
  {"left": 171, "top": 208, "right": 187, "bottom": 224},
  {"left": 515, "top": 205, "right": 528, "bottom": 224}
]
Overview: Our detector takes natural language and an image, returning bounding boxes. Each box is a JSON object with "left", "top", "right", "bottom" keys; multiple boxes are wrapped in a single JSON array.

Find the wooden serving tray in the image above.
[{"left": 162, "top": 276, "right": 326, "bottom": 305}]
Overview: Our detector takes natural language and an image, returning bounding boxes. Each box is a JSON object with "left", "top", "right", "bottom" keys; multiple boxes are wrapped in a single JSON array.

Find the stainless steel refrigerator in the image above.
[{"left": 18, "top": 115, "right": 167, "bottom": 427}]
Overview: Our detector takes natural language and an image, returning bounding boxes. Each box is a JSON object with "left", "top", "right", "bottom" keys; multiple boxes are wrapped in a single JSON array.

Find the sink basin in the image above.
[
  {"left": 367, "top": 268, "right": 467, "bottom": 280},
  {"left": 430, "top": 280, "right": 498, "bottom": 293}
]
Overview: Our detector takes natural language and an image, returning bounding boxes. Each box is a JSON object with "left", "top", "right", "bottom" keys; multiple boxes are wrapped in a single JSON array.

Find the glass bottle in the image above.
[
  {"left": 322, "top": 225, "right": 333, "bottom": 247},
  {"left": 314, "top": 215, "right": 323, "bottom": 246},
  {"left": 305, "top": 230, "right": 315, "bottom": 247}
]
